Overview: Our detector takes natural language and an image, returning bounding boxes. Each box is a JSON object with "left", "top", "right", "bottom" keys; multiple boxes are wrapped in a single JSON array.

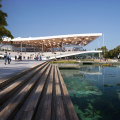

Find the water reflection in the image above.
[
  {"left": 60, "top": 65, "right": 120, "bottom": 120},
  {"left": 61, "top": 65, "right": 102, "bottom": 77}
]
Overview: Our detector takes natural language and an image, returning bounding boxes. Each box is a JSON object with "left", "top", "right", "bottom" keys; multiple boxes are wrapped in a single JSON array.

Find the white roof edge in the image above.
[{"left": 3, "top": 33, "right": 102, "bottom": 41}]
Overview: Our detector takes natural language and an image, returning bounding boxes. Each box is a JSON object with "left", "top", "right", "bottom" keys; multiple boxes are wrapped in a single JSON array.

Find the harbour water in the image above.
[{"left": 60, "top": 65, "right": 120, "bottom": 120}]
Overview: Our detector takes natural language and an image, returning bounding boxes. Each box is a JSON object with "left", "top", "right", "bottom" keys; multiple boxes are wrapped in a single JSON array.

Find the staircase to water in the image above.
[{"left": 0, "top": 62, "right": 79, "bottom": 120}]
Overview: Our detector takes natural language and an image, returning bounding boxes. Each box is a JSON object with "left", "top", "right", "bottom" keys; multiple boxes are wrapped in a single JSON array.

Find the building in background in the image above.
[{"left": 1, "top": 33, "right": 102, "bottom": 52}]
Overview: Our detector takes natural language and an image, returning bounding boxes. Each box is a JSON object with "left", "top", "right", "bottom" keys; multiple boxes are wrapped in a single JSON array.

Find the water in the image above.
[{"left": 60, "top": 65, "right": 120, "bottom": 120}]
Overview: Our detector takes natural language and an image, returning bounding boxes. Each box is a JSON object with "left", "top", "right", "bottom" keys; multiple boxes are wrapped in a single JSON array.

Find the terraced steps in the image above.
[{"left": 0, "top": 62, "right": 79, "bottom": 120}]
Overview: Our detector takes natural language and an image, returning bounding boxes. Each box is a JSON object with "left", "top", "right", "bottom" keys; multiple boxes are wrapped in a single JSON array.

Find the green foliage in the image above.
[
  {"left": 51, "top": 60, "right": 79, "bottom": 64},
  {"left": 107, "top": 45, "right": 120, "bottom": 58},
  {"left": 80, "top": 59, "right": 94, "bottom": 61},
  {"left": 97, "top": 46, "right": 108, "bottom": 52},
  {"left": 0, "top": 0, "right": 13, "bottom": 41},
  {"left": 98, "top": 45, "right": 120, "bottom": 59},
  {"left": 97, "top": 46, "right": 108, "bottom": 58},
  {"left": 102, "top": 64, "right": 114, "bottom": 67}
]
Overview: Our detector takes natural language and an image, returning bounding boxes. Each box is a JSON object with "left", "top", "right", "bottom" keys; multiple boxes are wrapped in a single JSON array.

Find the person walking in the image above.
[
  {"left": 8, "top": 53, "right": 11, "bottom": 64},
  {"left": 4, "top": 52, "right": 8, "bottom": 65}
]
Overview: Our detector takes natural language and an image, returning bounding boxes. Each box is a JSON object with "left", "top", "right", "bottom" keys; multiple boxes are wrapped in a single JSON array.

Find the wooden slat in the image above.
[
  {"left": 57, "top": 66, "right": 79, "bottom": 120},
  {"left": 51, "top": 65, "right": 56, "bottom": 120},
  {"left": 54, "top": 66, "right": 66, "bottom": 120}
]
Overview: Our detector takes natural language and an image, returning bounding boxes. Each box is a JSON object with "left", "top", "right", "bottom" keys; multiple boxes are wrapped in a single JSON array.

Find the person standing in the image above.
[
  {"left": 8, "top": 53, "right": 11, "bottom": 64},
  {"left": 15, "top": 55, "right": 17, "bottom": 61},
  {"left": 39, "top": 55, "right": 42, "bottom": 61},
  {"left": 4, "top": 52, "right": 8, "bottom": 65}
]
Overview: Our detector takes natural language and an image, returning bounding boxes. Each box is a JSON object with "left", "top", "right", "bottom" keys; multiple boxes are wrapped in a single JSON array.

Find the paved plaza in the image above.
[{"left": 0, "top": 60, "right": 45, "bottom": 79}]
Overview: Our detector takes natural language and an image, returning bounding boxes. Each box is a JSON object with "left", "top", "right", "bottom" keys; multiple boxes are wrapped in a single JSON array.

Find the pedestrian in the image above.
[
  {"left": 8, "top": 53, "right": 11, "bottom": 64},
  {"left": 4, "top": 52, "right": 8, "bottom": 65},
  {"left": 15, "top": 55, "right": 17, "bottom": 61},
  {"left": 39, "top": 55, "right": 42, "bottom": 61},
  {"left": 36, "top": 55, "right": 38, "bottom": 61}
]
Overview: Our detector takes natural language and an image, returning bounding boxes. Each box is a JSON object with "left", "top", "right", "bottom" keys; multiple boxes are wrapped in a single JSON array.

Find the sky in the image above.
[{"left": 1, "top": 0, "right": 120, "bottom": 50}]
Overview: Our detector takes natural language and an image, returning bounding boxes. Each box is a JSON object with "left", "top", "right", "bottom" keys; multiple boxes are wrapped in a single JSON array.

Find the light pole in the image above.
[{"left": 103, "top": 34, "right": 105, "bottom": 47}]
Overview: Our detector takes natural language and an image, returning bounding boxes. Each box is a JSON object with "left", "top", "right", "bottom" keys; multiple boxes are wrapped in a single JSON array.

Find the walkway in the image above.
[{"left": 0, "top": 60, "right": 44, "bottom": 79}]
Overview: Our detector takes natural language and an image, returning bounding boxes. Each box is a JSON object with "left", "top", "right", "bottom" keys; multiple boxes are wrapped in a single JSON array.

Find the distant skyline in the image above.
[{"left": 2, "top": 0, "right": 120, "bottom": 50}]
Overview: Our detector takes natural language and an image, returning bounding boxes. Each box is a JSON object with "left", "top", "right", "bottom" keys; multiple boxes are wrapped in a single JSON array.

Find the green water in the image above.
[{"left": 60, "top": 65, "right": 120, "bottom": 120}]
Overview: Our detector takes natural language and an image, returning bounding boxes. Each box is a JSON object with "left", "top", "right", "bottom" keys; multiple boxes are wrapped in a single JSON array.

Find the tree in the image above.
[
  {"left": 0, "top": 0, "right": 13, "bottom": 41},
  {"left": 97, "top": 46, "right": 108, "bottom": 58},
  {"left": 97, "top": 45, "right": 120, "bottom": 59},
  {"left": 97, "top": 46, "right": 108, "bottom": 52},
  {"left": 108, "top": 45, "right": 120, "bottom": 58}
]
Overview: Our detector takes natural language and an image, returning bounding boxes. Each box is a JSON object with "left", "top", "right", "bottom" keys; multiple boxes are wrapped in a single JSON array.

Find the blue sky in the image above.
[{"left": 2, "top": 0, "right": 120, "bottom": 50}]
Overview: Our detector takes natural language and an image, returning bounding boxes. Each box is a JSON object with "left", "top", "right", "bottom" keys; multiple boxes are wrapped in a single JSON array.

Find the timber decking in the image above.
[{"left": 0, "top": 62, "right": 79, "bottom": 120}]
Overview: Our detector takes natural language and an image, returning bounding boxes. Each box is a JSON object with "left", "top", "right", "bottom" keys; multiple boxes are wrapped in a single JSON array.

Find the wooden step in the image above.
[
  {"left": 34, "top": 65, "right": 54, "bottom": 120},
  {"left": 51, "top": 66, "right": 66, "bottom": 120},
  {"left": 0, "top": 63, "right": 79, "bottom": 120},
  {"left": 0, "top": 62, "right": 49, "bottom": 106},
  {"left": 0, "top": 63, "right": 50, "bottom": 120},
  {"left": 13, "top": 64, "right": 51, "bottom": 120},
  {"left": 57, "top": 66, "right": 79, "bottom": 120}
]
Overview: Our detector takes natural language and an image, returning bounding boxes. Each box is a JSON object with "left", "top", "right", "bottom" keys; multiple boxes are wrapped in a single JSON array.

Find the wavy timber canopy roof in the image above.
[{"left": 3, "top": 33, "right": 102, "bottom": 51}]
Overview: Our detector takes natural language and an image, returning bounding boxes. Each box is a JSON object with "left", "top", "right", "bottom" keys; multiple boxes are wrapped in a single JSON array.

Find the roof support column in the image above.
[
  {"left": 42, "top": 42, "right": 44, "bottom": 53},
  {"left": 21, "top": 42, "right": 22, "bottom": 52}
]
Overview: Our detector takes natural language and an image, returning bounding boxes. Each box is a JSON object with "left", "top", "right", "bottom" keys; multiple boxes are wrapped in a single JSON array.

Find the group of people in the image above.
[
  {"left": 4, "top": 52, "right": 11, "bottom": 65},
  {"left": 15, "top": 55, "right": 22, "bottom": 61},
  {"left": 3, "top": 52, "right": 42, "bottom": 65},
  {"left": 34, "top": 55, "right": 42, "bottom": 61}
]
